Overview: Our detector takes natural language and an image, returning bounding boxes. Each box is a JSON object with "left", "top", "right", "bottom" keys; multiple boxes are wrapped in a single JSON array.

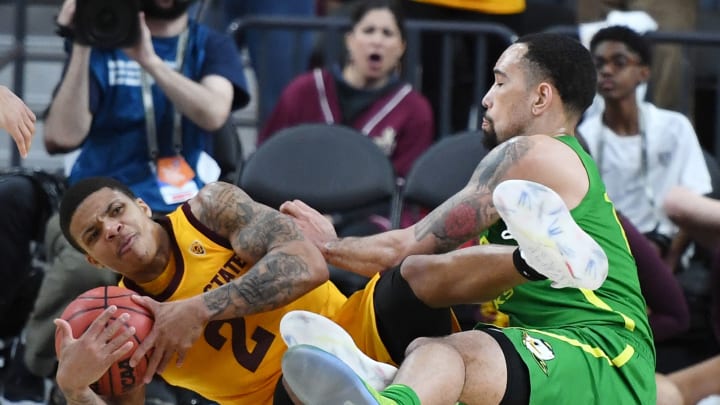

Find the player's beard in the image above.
[{"left": 482, "top": 123, "right": 499, "bottom": 149}]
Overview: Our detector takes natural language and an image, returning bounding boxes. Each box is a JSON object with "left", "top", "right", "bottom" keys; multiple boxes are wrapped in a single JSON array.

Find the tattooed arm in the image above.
[
  {"left": 129, "top": 182, "right": 328, "bottom": 379},
  {"left": 281, "top": 137, "right": 535, "bottom": 276},
  {"left": 284, "top": 134, "right": 590, "bottom": 277},
  {"left": 196, "top": 182, "right": 328, "bottom": 319}
]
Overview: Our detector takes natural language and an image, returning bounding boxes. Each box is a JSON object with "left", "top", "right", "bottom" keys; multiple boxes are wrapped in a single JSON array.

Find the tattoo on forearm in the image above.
[
  {"left": 198, "top": 184, "right": 303, "bottom": 261},
  {"left": 198, "top": 185, "right": 252, "bottom": 236},
  {"left": 234, "top": 209, "right": 302, "bottom": 260},
  {"left": 204, "top": 252, "right": 309, "bottom": 317},
  {"left": 414, "top": 137, "right": 532, "bottom": 253}
]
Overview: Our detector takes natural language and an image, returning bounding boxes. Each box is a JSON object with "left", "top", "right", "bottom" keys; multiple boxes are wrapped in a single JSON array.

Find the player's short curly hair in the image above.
[
  {"left": 59, "top": 177, "right": 135, "bottom": 253},
  {"left": 589, "top": 25, "right": 652, "bottom": 66},
  {"left": 516, "top": 32, "right": 597, "bottom": 117}
]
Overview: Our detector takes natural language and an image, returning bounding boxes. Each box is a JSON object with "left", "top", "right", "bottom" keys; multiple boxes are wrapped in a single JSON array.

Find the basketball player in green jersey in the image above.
[{"left": 280, "top": 32, "right": 656, "bottom": 404}]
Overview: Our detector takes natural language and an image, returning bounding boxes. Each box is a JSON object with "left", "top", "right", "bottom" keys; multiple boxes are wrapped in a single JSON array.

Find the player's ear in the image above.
[
  {"left": 638, "top": 64, "right": 651, "bottom": 84},
  {"left": 135, "top": 198, "right": 153, "bottom": 218},
  {"left": 532, "top": 82, "right": 553, "bottom": 115},
  {"left": 85, "top": 255, "right": 105, "bottom": 269}
]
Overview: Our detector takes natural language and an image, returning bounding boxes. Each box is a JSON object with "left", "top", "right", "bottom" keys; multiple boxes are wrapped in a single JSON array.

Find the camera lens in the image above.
[
  {"left": 74, "top": 0, "right": 141, "bottom": 48},
  {"left": 97, "top": 8, "right": 118, "bottom": 29}
]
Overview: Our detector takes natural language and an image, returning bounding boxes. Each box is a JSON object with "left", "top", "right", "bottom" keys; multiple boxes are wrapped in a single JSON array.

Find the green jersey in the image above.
[{"left": 479, "top": 135, "right": 656, "bottom": 403}]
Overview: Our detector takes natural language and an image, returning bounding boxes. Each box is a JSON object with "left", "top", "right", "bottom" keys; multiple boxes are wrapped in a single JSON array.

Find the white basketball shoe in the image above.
[
  {"left": 280, "top": 310, "right": 397, "bottom": 391},
  {"left": 492, "top": 179, "right": 608, "bottom": 290}
]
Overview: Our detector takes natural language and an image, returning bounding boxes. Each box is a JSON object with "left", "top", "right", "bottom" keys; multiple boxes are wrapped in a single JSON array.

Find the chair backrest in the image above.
[
  {"left": 401, "top": 131, "right": 488, "bottom": 211},
  {"left": 211, "top": 114, "right": 244, "bottom": 185},
  {"left": 239, "top": 123, "right": 398, "bottom": 215}
]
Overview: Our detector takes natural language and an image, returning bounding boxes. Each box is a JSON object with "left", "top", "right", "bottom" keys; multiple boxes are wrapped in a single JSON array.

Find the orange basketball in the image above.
[{"left": 55, "top": 286, "right": 154, "bottom": 397}]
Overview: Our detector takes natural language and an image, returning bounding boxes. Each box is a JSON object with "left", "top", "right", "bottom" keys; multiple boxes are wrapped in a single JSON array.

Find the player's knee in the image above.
[{"left": 405, "top": 336, "right": 442, "bottom": 357}]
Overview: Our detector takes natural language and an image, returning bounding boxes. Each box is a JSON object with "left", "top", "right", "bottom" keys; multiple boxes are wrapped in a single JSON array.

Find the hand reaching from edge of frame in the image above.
[{"left": 0, "top": 85, "right": 36, "bottom": 158}]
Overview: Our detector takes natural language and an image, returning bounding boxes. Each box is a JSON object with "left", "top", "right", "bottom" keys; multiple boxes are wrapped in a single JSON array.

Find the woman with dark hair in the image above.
[{"left": 259, "top": 0, "right": 434, "bottom": 183}]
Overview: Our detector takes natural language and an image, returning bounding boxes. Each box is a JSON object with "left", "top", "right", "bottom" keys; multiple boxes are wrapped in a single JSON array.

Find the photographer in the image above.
[{"left": 1, "top": 0, "right": 249, "bottom": 403}]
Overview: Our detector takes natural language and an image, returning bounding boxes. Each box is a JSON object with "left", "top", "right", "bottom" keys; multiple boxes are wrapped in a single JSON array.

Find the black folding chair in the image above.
[{"left": 239, "top": 123, "right": 399, "bottom": 295}]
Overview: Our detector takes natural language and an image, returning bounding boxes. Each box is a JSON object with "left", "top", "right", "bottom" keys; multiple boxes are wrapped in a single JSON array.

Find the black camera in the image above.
[
  {"left": 72, "top": 0, "right": 195, "bottom": 49},
  {"left": 73, "top": 0, "right": 142, "bottom": 49}
]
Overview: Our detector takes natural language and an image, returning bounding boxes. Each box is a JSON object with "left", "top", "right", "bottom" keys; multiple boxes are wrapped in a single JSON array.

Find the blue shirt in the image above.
[{"left": 67, "top": 20, "right": 249, "bottom": 213}]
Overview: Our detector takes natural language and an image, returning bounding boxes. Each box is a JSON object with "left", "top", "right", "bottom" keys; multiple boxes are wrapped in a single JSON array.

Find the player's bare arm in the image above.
[
  {"left": 280, "top": 136, "right": 535, "bottom": 277},
  {"left": 195, "top": 182, "right": 328, "bottom": 319},
  {"left": 414, "top": 136, "right": 533, "bottom": 253}
]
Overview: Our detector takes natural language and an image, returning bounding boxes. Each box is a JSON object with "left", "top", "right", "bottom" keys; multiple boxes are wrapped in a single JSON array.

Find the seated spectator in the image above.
[
  {"left": 260, "top": 0, "right": 434, "bottom": 236},
  {"left": 578, "top": 26, "right": 711, "bottom": 269},
  {"left": 260, "top": 0, "right": 433, "bottom": 182}
]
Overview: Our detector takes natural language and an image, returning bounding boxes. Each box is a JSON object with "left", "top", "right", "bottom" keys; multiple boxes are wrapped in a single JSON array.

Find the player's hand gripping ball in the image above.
[{"left": 55, "top": 286, "right": 154, "bottom": 396}]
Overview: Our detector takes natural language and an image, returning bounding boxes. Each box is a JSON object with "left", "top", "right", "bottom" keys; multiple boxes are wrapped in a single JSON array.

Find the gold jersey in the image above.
[{"left": 122, "top": 204, "right": 356, "bottom": 404}]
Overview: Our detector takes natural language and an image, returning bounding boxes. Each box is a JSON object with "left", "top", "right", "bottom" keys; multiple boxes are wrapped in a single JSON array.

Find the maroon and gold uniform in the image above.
[{"left": 121, "top": 204, "right": 406, "bottom": 403}]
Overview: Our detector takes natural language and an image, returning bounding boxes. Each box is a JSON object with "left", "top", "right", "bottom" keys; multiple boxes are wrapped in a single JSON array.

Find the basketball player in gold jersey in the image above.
[{"left": 52, "top": 177, "right": 454, "bottom": 404}]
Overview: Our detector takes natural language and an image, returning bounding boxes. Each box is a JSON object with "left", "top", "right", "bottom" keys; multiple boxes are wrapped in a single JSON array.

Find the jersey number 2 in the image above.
[{"left": 204, "top": 318, "right": 275, "bottom": 372}]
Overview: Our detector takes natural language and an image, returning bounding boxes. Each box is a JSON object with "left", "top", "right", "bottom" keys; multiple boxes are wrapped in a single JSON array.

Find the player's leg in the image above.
[
  {"left": 493, "top": 179, "right": 609, "bottom": 290},
  {"left": 281, "top": 329, "right": 514, "bottom": 405}
]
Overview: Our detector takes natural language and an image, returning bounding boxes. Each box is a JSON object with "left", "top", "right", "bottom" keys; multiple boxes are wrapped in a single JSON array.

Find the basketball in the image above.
[{"left": 55, "top": 286, "right": 154, "bottom": 397}]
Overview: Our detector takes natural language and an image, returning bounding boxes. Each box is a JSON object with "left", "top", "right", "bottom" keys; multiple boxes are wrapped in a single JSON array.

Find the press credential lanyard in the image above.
[{"left": 141, "top": 28, "right": 189, "bottom": 167}]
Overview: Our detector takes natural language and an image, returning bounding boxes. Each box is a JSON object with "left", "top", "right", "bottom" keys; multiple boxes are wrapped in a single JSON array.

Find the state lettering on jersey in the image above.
[{"left": 203, "top": 255, "right": 248, "bottom": 292}]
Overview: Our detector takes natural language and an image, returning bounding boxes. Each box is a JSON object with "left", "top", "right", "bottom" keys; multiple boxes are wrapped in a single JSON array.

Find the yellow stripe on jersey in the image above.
[
  {"left": 580, "top": 289, "right": 637, "bottom": 332},
  {"left": 523, "top": 328, "right": 636, "bottom": 368}
]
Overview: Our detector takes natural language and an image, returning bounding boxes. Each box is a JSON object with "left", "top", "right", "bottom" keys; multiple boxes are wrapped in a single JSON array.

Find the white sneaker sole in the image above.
[
  {"left": 282, "top": 344, "right": 379, "bottom": 405},
  {"left": 492, "top": 180, "right": 608, "bottom": 290},
  {"left": 280, "top": 310, "right": 397, "bottom": 390}
]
